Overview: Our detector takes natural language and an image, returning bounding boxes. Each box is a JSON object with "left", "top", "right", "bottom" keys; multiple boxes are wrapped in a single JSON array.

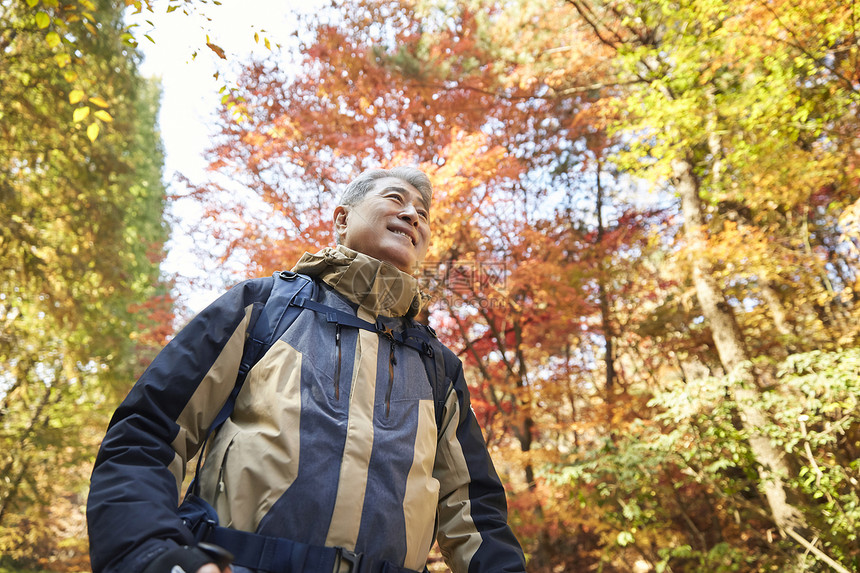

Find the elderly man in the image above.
[{"left": 87, "top": 167, "right": 526, "bottom": 573}]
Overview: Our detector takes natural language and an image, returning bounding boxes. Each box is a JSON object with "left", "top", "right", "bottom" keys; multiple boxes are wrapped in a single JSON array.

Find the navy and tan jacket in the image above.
[{"left": 87, "top": 246, "right": 526, "bottom": 573}]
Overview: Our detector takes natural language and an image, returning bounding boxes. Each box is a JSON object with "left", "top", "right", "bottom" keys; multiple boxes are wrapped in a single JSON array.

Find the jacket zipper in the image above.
[
  {"left": 385, "top": 339, "right": 396, "bottom": 417},
  {"left": 334, "top": 324, "right": 342, "bottom": 400},
  {"left": 215, "top": 435, "right": 237, "bottom": 505}
]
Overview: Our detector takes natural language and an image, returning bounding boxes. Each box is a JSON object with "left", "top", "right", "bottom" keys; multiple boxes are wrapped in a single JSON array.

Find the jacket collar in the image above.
[{"left": 291, "top": 245, "right": 425, "bottom": 318}]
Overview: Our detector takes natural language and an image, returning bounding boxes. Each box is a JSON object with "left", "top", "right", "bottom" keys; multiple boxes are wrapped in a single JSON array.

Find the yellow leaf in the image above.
[
  {"left": 73, "top": 106, "right": 90, "bottom": 122},
  {"left": 63, "top": 71, "right": 78, "bottom": 83},
  {"left": 94, "top": 110, "right": 113, "bottom": 122},
  {"left": 79, "top": 0, "right": 96, "bottom": 9},
  {"left": 89, "top": 96, "right": 109, "bottom": 108},
  {"left": 46, "top": 32, "right": 61, "bottom": 49},
  {"left": 264, "top": 37, "right": 271, "bottom": 50},
  {"left": 254, "top": 32, "right": 259, "bottom": 44},
  {"left": 55, "top": 53, "right": 71, "bottom": 68},
  {"left": 36, "top": 12, "right": 51, "bottom": 29},
  {"left": 69, "top": 89, "right": 85, "bottom": 104},
  {"left": 87, "top": 123, "right": 100, "bottom": 142}
]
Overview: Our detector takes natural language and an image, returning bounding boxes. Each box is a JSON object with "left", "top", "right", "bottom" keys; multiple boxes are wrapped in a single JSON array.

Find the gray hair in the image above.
[{"left": 338, "top": 166, "right": 433, "bottom": 209}]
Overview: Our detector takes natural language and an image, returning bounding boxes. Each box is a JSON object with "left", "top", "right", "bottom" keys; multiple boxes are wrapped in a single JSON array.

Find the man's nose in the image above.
[{"left": 399, "top": 204, "right": 419, "bottom": 225}]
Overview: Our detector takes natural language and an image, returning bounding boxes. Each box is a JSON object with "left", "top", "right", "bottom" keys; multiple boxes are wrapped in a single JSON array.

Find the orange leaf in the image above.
[{"left": 206, "top": 42, "right": 226, "bottom": 60}]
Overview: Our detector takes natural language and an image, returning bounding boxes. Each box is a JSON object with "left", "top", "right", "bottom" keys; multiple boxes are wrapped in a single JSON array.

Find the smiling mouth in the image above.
[{"left": 391, "top": 229, "right": 415, "bottom": 245}]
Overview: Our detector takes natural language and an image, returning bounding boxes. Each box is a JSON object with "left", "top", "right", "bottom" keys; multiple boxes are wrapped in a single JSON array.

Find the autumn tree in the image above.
[
  {"left": 0, "top": 0, "right": 171, "bottom": 567},
  {"left": 512, "top": 0, "right": 860, "bottom": 569},
  {"left": 180, "top": 2, "right": 677, "bottom": 571},
  {"left": 175, "top": 0, "right": 860, "bottom": 570}
]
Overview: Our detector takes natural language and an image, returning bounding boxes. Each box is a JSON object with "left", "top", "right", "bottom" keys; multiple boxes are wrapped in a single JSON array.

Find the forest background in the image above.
[{"left": 2, "top": 0, "right": 859, "bottom": 572}]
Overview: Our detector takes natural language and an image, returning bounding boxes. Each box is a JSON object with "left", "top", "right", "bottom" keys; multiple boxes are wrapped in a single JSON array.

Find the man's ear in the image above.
[{"left": 333, "top": 205, "right": 348, "bottom": 239}]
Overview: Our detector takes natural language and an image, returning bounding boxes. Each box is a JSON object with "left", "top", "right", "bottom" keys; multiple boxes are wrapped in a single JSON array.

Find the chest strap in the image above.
[{"left": 293, "top": 297, "right": 436, "bottom": 358}]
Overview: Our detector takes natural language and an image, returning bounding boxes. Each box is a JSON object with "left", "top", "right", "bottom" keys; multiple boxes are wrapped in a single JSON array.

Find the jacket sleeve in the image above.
[
  {"left": 433, "top": 350, "right": 527, "bottom": 573},
  {"left": 86, "top": 277, "right": 274, "bottom": 573}
]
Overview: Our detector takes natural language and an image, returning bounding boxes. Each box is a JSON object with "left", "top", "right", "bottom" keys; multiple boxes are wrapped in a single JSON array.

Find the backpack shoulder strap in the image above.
[
  {"left": 188, "top": 271, "right": 314, "bottom": 496},
  {"left": 403, "top": 322, "right": 451, "bottom": 430},
  {"left": 214, "top": 271, "right": 314, "bottom": 431}
]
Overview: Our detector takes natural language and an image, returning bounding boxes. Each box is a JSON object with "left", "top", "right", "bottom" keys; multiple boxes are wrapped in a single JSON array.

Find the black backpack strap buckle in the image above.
[
  {"left": 334, "top": 546, "right": 362, "bottom": 573},
  {"left": 421, "top": 340, "right": 434, "bottom": 357}
]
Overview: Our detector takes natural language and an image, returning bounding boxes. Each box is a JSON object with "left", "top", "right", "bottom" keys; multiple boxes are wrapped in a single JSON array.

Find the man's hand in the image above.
[
  {"left": 196, "top": 565, "right": 229, "bottom": 573},
  {"left": 142, "top": 545, "right": 232, "bottom": 573}
]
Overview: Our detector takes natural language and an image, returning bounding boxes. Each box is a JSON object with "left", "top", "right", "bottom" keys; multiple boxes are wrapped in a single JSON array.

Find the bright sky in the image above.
[{"left": 127, "top": 1, "right": 323, "bottom": 312}]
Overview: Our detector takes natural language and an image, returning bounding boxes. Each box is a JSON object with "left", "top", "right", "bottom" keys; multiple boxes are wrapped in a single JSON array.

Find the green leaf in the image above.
[{"left": 617, "top": 531, "right": 635, "bottom": 547}]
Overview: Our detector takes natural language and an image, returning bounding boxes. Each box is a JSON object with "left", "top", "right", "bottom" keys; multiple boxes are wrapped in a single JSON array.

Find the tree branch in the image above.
[
  {"left": 752, "top": 0, "right": 859, "bottom": 96},
  {"left": 784, "top": 528, "right": 852, "bottom": 573}
]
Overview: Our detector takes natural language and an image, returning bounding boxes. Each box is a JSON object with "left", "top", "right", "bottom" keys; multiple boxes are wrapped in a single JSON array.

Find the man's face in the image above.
[{"left": 334, "top": 176, "right": 431, "bottom": 273}]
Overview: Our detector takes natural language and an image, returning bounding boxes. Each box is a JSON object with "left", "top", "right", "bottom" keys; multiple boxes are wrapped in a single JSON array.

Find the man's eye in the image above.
[
  {"left": 387, "top": 193, "right": 404, "bottom": 203},
  {"left": 418, "top": 210, "right": 429, "bottom": 220}
]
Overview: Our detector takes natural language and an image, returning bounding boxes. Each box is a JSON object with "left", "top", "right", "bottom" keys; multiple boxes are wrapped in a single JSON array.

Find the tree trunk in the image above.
[
  {"left": 595, "top": 162, "right": 617, "bottom": 399},
  {"left": 760, "top": 281, "right": 793, "bottom": 339},
  {"left": 673, "top": 157, "right": 807, "bottom": 536},
  {"left": 0, "top": 383, "right": 52, "bottom": 526}
]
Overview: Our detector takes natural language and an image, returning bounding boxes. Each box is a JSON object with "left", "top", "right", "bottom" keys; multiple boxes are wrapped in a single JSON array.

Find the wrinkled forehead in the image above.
[{"left": 371, "top": 177, "right": 431, "bottom": 211}]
